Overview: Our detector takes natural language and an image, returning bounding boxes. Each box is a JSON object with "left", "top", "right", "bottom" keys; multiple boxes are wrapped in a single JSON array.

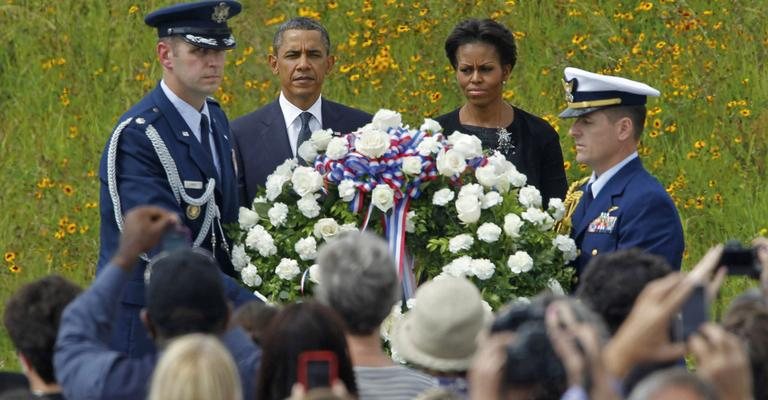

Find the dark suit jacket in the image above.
[
  {"left": 231, "top": 98, "right": 372, "bottom": 206},
  {"left": 570, "top": 157, "right": 684, "bottom": 275}
]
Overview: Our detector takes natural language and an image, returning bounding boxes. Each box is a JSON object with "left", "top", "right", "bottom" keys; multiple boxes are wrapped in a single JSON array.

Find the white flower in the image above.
[
  {"left": 371, "top": 184, "right": 395, "bottom": 212},
  {"left": 268, "top": 202, "right": 289, "bottom": 227},
  {"left": 548, "top": 198, "right": 566, "bottom": 222},
  {"left": 337, "top": 180, "right": 357, "bottom": 202},
  {"left": 238, "top": 207, "right": 259, "bottom": 230},
  {"left": 372, "top": 109, "right": 402, "bottom": 131},
  {"left": 310, "top": 129, "right": 334, "bottom": 150},
  {"left": 406, "top": 211, "right": 416, "bottom": 233},
  {"left": 507, "top": 168, "right": 528, "bottom": 188},
  {"left": 297, "top": 195, "right": 321, "bottom": 218},
  {"left": 245, "top": 225, "right": 277, "bottom": 257},
  {"left": 273, "top": 158, "right": 298, "bottom": 179},
  {"left": 339, "top": 223, "right": 358, "bottom": 233},
  {"left": 265, "top": 174, "right": 288, "bottom": 201},
  {"left": 475, "top": 165, "right": 500, "bottom": 189},
  {"left": 518, "top": 185, "right": 543, "bottom": 208},
  {"left": 436, "top": 148, "right": 467, "bottom": 177},
  {"left": 455, "top": 195, "right": 482, "bottom": 224},
  {"left": 380, "top": 304, "right": 403, "bottom": 342},
  {"left": 313, "top": 218, "right": 340, "bottom": 241},
  {"left": 522, "top": 207, "right": 554, "bottom": 231},
  {"left": 442, "top": 256, "right": 473, "bottom": 277},
  {"left": 291, "top": 166, "right": 324, "bottom": 197},
  {"left": 325, "top": 137, "right": 349, "bottom": 160},
  {"left": 420, "top": 118, "right": 442, "bottom": 133},
  {"left": 447, "top": 131, "right": 484, "bottom": 159},
  {"left": 508, "top": 251, "right": 534, "bottom": 274},
  {"left": 295, "top": 236, "right": 318, "bottom": 260},
  {"left": 356, "top": 127, "right": 391, "bottom": 158},
  {"left": 297, "top": 140, "right": 318, "bottom": 164},
  {"left": 275, "top": 258, "right": 301, "bottom": 280},
  {"left": 448, "top": 234, "right": 474, "bottom": 253},
  {"left": 432, "top": 188, "right": 455, "bottom": 206},
  {"left": 481, "top": 191, "right": 502, "bottom": 209},
  {"left": 251, "top": 196, "right": 267, "bottom": 206},
  {"left": 503, "top": 213, "right": 523, "bottom": 238},
  {"left": 416, "top": 136, "right": 442, "bottom": 156},
  {"left": 471, "top": 258, "right": 495, "bottom": 280},
  {"left": 477, "top": 223, "right": 502, "bottom": 243},
  {"left": 553, "top": 234, "right": 578, "bottom": 262},
  {"left": 309, "top": 264, "right": 321, "bottom": 284},
  {"left": 402, "top": 156, "right": 422, "bottom": 175},
  {"left": 231, "top": 244, "right": 250, "bottom": 272},
  {"left": 547, "top": 278, "right": 566, "bottom": 295},
  {"left": 458, "top": 183, "right": 484, "bottom": 200},
  {"left": 241, "top": 264, "right": 262, "bottom": 287}
]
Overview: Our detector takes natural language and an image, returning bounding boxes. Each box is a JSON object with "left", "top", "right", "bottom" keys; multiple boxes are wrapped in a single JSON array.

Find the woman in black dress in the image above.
[{"left": 435, "top": 19, "right": 567, "bottom": 205}]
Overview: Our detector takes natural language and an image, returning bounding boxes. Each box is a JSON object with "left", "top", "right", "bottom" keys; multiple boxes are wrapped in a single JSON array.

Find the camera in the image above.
[
  {"left": 297, "top": 350, "right": 338, "bottom": 389},
  {"left": 719, "top": 240, "right": 760, "bottom": 279}
]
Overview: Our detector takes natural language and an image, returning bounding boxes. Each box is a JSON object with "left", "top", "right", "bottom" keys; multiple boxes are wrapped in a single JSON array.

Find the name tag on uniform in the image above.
[
  {"left": 184, "top": 180, "right": 203, "bottom": 189},
  {"left": 588, "top": 211, "right": 618, "bottom": 234}
]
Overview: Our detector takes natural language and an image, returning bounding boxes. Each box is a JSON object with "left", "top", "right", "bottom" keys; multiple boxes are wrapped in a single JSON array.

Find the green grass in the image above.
[{"left": 1, "top": 0, "right": 766, "bottom": 369}]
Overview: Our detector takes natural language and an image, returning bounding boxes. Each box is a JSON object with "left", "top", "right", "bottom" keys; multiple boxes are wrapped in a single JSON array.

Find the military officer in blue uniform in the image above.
[
  {"left": 97, "top": 0, "right": 254, "bottom": 357},
  {"left": 559, "top": 67, "right": 684, "bottom": 276}
]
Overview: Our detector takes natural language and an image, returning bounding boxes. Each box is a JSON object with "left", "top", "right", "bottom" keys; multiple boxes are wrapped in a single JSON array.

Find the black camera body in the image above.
[{"left": 720, "top": 240, "right": 760, "bottom": 279}]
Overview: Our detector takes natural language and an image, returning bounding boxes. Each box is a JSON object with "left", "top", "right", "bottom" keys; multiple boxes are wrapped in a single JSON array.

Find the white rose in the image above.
[
  {"left": 522, "top": 207, "right": 554, "bottom": 231},
  {"left": 356, "top": 127, "right": 391, "bottom": 158},
  {"left": 339, "top": 223, "right": 358, "bottom": 233},
  {"left": 372, "top": 109, "right": 402, "bottom": 131},
  {"left": 547, "top": 278, "right": 566, "bottom": 296},
  {"left": 458, "top": 183, "right": 484, "bottom": 199},
  {"left": 268, "top": 202, "right": 289, "bottom": 227},
  {"left": 310, "top": 129, "right": 334, "bottom": 151},
  {"left": 419, "top": 118, "right": 442, "bottom": 133},
  {"left": 503, "top": 213, "right": 523, "bottom": 238},
  {"left": 548, "top": 198, "right": 566, "bottom": 222},
  {"left": 231, "top": 244, "right": 250, "bottom": 272},
  {"left": 475, "top": 165, "right": 500, "bottom": 188},
  {"left": 477, "top": 223, "right": 502, "bottom": 243},
  {"left": 325, "top": 137, "right": 349, "bottom": 160},
  {"left": 291, "top": 166, "right": 323, "bottom": 197},
  {"left": 238, "top": 207, "right": 260, "bottom": 230},
  {"left": 273, "top": 158, "right": 298, "bottom": 179},
  {"left": 401, "top": 156, "right": 422, "bottom": 175},
  {"left": 297, "top": 195, "right": 321, "bottom": 218},
  {"left": 518, "top": 185, "right": 542, "bottom": 208},
  {"left": 265, "top": 174, "right": 288, "bottom": 201},
  {"left": 442, "top": 256, "right": 472, "bottom": 277},
  {"left": 436, "top": 148, "right": 467, "bottom": 177},
  {"left": 481, "top": 191, "right": 502, "bottom": 209},
  {"left": 455, "top": 195, "right": 481, "bottom": 224},
  {"left": 416, "top": 136, "right": 442, "bottom": 156},
  {"left": 448, "top": 234, "right": 474, "bottom": 253},
  {"left": 275, "top": 258, "right": 301, "bottom": 280},
  {"left": 337, "top": 179, "right": 357, "bottom": 202},
  {"left": 245, "top": 225, "right": 277, "bottom": 257},
  {"left": 297, "top": 140, "right": 318, "bottom": 164},
  {"left": 486, "top": 155, "right": 512, "bottom": 193},
  {"left": 371, "top": 184, "right": 395, "bottom": 212},
  {"left": 313, "top": 218, "right": 340, "bottom": 241},
  {"left": 553, "top": 234, "right": 578, "bottom": 262},
  {"left": 508, "top": 251, "right": 534, "bottom": 274},
  {"left": 471, "top": 258, "right": 495, "bottom": 280},
  {"left": 406, "top": 210, "right": 416, "bottom": 233},
  {"left": 240, "top": 264, "right": 262, "bottom": 287},
  {"left": 447, "top": 131, "right": 483, "bottom": 159},
  {"left": 294, "top": 236, "right": 318, "bottom": 261},
  {"left": 507, "top": 168, "right": 528, "bottom": 188},
  {"left": 309, "top": 264, "right": 321, "bottom": 284},
  {"left": 432, "top": 188, "right": 455, "bottom": 206},
  {"left": 251, "top": 196, "right": 267, "bottom": 206}
]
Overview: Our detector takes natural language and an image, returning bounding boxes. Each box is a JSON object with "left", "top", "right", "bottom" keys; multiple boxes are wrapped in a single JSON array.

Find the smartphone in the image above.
[
  {"left": 160, "top": 224, "right": 191, "bottom": 252},
  {"left": 720, "top": 246, "right": 760, "bottom": 279},
  {"left": 680, "top": 285, "right": 708, "bottom": 340},
  {"left": 297, "top": 350, "right": 338, "bottom": 390}
]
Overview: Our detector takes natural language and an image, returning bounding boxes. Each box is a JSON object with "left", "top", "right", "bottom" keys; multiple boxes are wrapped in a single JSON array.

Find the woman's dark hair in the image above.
[
  {"left": 256, "top": 301, "right": 357, "bottom": 400},
  {"left": 444, "top": 19, "right": 517, "bottom": 70}
]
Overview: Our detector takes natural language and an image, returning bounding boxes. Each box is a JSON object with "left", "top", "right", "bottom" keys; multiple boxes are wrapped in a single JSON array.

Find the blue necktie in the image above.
[
  {"left": 581, "top": 182, "right": 594, "bottom": 214},
  {"left": 200, "top": 114, "right": 218, "bottom": 176},
  {"left": 297, "top": 112, "right": 313, "bottom": 164}
]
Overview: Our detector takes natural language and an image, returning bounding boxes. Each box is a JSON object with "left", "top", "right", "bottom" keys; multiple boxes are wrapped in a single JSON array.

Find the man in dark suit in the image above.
[
  {"left": 559, "top": 67, "right": 684, "bottom": 276},
  {"left": 97, "top": 0, "right": 254, "bottom": 358},
  {"left": 231, "top": 17, "right": 372, "bottom": 206}
]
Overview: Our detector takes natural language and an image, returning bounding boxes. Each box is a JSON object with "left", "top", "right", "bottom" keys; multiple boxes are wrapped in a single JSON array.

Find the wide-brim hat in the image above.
[
  {"left": 145, "top": 1, "right": 242, "bottom": 50},
  {"left": 559, "top": 67, "right": 660, "bottom": 118},
  {"left": 391, "top": 277, "right": 490, "bottom": 372}
]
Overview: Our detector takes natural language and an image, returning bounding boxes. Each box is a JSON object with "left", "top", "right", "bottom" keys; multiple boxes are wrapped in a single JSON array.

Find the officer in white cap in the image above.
[{"left": 559, "top": 67, "right": 684, "bottom": 277}]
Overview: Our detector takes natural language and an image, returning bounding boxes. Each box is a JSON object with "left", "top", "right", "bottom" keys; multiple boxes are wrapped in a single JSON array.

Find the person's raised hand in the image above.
[
  {"left": 689, "top": 323, "right": 753, "bottom": 400},
  {"left": 469, "top": 332, "right": 515, "bottom": 400},
  {"left": 752, "top": 237, "right": 768, "bottom": 297},
  {"left": 112, "top": 205, "right": 179, "bottom": 270}
]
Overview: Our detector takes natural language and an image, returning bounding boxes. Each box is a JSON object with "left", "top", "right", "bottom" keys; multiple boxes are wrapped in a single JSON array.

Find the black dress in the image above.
[{"left": 435, "top": 106, "right": 568, "bottom": 205}]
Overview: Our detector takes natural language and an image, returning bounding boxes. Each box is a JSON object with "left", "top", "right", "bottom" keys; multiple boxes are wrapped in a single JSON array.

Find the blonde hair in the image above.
[{"left": 149, "top": 333, "right": 243, "bottom": 400}]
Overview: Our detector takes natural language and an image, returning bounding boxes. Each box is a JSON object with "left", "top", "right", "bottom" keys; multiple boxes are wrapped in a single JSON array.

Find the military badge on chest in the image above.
[{"left": 588, "top": 206, "right": 619, "bottom": 234}]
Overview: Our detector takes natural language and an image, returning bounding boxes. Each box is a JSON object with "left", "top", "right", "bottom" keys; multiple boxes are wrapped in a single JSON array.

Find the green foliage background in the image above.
[{"left": 1, "top": 0, "right": 766, "bottom": 369}]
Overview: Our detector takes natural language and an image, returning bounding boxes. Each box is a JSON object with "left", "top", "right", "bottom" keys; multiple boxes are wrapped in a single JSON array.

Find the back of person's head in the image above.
[
  {"left": 2, "top": 275, "right": 81, "bottom": 384},
  {"left": 273, "top": 17, "right": 331, "bottom": 54},
  {"left": 257, "top": 301, "right": 357, "bottom": 400},
  {"left": 628, "top": 368, "right": 718, "bottom": 400},
  {"left": 232, "top": 301, "right": 279, "bottom": 345},
  {"left": 148, "top": 333, "right": 242, "bottom": 400},
  {"left": 576, "top": 249, "right": 671, "bottom": 335},
  {"left": 722, "top": 289, "right": 768, "bottom": 400},
  {"left": 314, "top": 231, "right": 400, "bottom": 335},
  {"left": 145, "top": 249, "right": 229, "bottom": 340}
]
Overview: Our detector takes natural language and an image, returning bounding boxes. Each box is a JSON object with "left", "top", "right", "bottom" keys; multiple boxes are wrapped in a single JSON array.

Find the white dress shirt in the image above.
[
  {"left": 587, "top": 151, "right": 638, "bottom": 198},
  {"left": 279, "top": 92, "right": 323, "bottom": 156}
]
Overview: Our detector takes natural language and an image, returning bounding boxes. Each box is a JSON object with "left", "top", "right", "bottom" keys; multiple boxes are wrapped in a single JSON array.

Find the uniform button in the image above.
[
  {"left": 152, "top": 107, "right": 159, "bottom": 112},
  {"left": 591, "top": 249, "right": 598, "bottom": 256}
]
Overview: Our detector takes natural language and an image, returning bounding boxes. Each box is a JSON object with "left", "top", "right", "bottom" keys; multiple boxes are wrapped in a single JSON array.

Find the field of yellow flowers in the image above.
[{"left": 0, "top": 0, "right": 766, "bottom": 368}]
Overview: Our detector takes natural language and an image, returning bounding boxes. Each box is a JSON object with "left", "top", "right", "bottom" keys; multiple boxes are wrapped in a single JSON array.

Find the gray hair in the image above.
[
  {"left": 314, "top": 232, "right": 400, "bottom": 335},
  {"left": 272, "top": 17, "right": 331, "bottom": 55},
  {"left": 628, "top": 368, "right": 718, "bottom": 400}
]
